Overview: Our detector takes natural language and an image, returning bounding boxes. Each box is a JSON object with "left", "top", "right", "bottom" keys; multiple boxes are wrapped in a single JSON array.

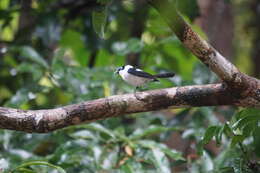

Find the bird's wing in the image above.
[{"left": 127, "top": 68, "right": 155, "bottom": 79}]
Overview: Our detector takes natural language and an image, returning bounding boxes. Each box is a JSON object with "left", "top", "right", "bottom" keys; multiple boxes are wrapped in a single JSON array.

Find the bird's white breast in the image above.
[{"left": 119, "top": 70, "right": 151, "bottom": 87}]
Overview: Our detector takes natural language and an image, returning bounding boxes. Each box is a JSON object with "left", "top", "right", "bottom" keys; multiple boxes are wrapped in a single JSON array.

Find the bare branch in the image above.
[
  {"left": 147, "top": 0, "right": 260, "bottom": 103},
  {"left": 0, "top": 83, "right": 245, "bottom": 133},
  {"left": 147, "top": 0, "right": 238, "bottom": 81}
]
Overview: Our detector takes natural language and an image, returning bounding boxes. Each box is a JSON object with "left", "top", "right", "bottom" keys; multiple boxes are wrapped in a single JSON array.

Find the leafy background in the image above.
[{"left": 0, "top": 0, "right": 259, "bottom": 172}]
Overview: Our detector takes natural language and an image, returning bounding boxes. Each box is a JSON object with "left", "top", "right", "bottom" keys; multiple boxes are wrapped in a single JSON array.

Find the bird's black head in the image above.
[{"left": 115, "top": 65, "right": 125, "bottom": 74}]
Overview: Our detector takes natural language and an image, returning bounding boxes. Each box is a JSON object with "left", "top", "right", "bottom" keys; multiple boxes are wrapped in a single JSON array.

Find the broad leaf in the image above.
[
  {"left": 129, "top": 125, "right": 171, "bottom": 140},
  {"left": 92, "top": 9, "right": 108, "bottom": 39},
  {"left": 13, "top": 160, "right": 66, "bottom": 173},
  {"left": 19, "top": 46, "right": 49, "bottom": 69}
]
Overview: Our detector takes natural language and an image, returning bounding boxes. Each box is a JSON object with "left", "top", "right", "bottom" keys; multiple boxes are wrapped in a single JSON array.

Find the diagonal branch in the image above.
[
  {"left": 147, "top": 0, "right": 260, "bottom": 103},
  {"left": 0, "top": 83, "right": 244, "bottom": 133}
]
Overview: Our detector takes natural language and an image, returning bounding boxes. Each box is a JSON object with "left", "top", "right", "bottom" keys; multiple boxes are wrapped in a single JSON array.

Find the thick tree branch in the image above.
[
  {"left": 0, "top": 83, "right": 246, "bottom": 133},
  {"left": 147, "top": 0, "right": 260, "bottom": 104}
]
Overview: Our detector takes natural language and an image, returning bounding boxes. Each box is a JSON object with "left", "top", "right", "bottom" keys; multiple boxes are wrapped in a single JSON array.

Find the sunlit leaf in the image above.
[
  {"left": 100, "top": 146, "right": 119, "bottom": 169},
  {"left": 13, "top": 161, "right": 66, "bottom": 173},
  {"left": 0, "top": 158, "right": 9, "bottom": 170},
  {"left": 201, "top": 152, "right": 214, "bottom": 172},
  {"left": 151, "top": 148, "right": 171, "bottom": 173},
  {"left": 137, "top": 140, "right": 185, "bottom": 161},
  {"left": 69, "top": 130, "right": 96, "bottom": 140},
  {"left": 112, "top": 38, "right": 144, "bottom": 56},
  {"left": 202, "top": 126, "right": 219, "bottom": 145},
  {"left": 78, "top": 123, "right": 116, "bottom": 139},
  {"left": 19, "top": 46, "right": 49, "bottom": 69}
]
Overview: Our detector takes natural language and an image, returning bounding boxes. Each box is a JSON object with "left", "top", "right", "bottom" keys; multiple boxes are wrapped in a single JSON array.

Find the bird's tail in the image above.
[{"left": 154, "top": 72, "right": 175, "bottom": 78}]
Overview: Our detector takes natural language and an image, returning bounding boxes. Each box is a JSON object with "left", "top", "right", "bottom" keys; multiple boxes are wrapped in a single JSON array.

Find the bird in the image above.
[{"left": 115, "top": 65, "right": 175, "bottom": 92}]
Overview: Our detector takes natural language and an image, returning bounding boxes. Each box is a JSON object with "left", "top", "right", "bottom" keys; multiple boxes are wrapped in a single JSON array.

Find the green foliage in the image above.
[
  {"left": 13, "top": 161, "right": 66, "bottom": 173},
  {"left": 0, "top": 0, "right": 259, "bottom": 173},
  {"left": 92, "top": 9, "right": 108, "bottom": 39},
  {"left": 198, "top": 108, "right": 260, "bottom": 172},
  {"left": 177, "top": 0, "right": 200, "bottom": 20}
]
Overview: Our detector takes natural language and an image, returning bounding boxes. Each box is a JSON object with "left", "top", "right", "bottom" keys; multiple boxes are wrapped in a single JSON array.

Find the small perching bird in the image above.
[{"left": 115, "top": 65, "right": 175, "bottom": 91}]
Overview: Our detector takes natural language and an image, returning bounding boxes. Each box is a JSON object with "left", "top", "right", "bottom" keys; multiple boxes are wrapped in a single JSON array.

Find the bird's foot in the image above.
[{"left": 134, "top": 87, "right": 146, "bottom": 101}]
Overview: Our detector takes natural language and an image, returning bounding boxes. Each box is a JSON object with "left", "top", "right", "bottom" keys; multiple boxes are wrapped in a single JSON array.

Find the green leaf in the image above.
[
  {"left": 159, "top": 147, "right": 185, "bottom": 161},
  {"left": 233, "top": 158, "right": 253, "bottom": 173},
  {"left": 77, "top": 123, "right": 115, "bottom": 139},
  {"left": 201, "top": 152, "right": 214, "bottom": 171},
  {"left": 198, "top": 126, "right": 222, "bottom": 155},
  {"left": 19, "top": 46, "right": 49, "bottom": 69},
  {"left": 100, "top": 145, "right": 119, "bottom": 169},
  {"left": 92, "top": 9, "right": 108, "bottom": 39},
  {"left": 223, "top": 123, "right": 234, "bottom": 137},
  {"left": 129, "top": 125, "right": 172, "bottom": 140},
  {"left": 112, "top": 38, "right": 144, "bottom": 56},
  {"left": 202, "top": 126, "right": 219, "bottom": 145},
  {"left": 241, "top": 121, "right": 258, "bottom": 137},
  {"left": 52, "top": 48, "right": 66, "bottom": 68},
  {"left": 234, "top": 108, "right": 260, "bottom": 120},
  {"left": 5, "top": 88, "right": 30, "bottom": 107},
  {"left": 120, "top": 159, "right": 144, "bottom": 172},
  {"left": 13, "top": 161, "right": 66, "bottom": 173},
  {"left": 230, "top": 135, "right": 245, "bottom": 148},
  {"left": 13, "top": 167, "right": 37, "bottom": 173},
  {"left": 210, "top": 167, "right": 235, "bottom": 173},
  {"left": 60, "top": 30, "right": 90, "bottom": 66},
  {"left": 121, "top": 164, "right": 135, "bottom": 173},
  {"left": 137, "top": 140, "right": 185, "bottom": 161},
  {"left": 215, "top": 126, "right": 223, "bottom": 145},
  {"left": 17, "top": 63, "right": 43, "bottom": 81},
  {"left": 69, "top": 130, "right": 96, "bottom": 140},
  {"left": 0, "top": 158, "right": 9, "bottom": 170},
  {"left": 253, "top": 126, "right": 260, "bottom": 157},
  {"left": 232, "top": 114, "right": 260, "bottom": 130},
  {"left": 151, "top": 148, "right": 171, "bottom": 173}
]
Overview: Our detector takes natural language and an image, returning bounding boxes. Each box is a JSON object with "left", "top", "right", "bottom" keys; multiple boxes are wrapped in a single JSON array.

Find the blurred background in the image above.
[{"left": 0, "top": 0, "right": 259, "bottom": 172}]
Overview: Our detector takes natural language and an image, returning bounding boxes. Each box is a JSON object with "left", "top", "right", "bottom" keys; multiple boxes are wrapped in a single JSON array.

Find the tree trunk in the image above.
[{"left": 196, "top": 0, "right": 234, "bottom": 59}]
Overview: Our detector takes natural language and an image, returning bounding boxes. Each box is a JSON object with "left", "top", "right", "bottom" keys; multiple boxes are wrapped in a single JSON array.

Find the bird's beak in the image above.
[
  {"left": 114, "top": 70, "right": 119, "bottom": 76},
  {"left": 114, "top": 68, "right": 120, "bottom": 75}
]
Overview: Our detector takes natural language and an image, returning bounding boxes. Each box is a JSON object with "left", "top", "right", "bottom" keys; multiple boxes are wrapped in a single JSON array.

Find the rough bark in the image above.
[
  {"left": 148, "top": 0, "right": 260, "bottom": 104},
  {"left": 0, "top": 84, "right": 245, "bottom": 133}
]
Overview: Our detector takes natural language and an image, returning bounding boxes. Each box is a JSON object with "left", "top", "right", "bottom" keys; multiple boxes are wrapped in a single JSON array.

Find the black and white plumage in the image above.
[{"left": 115, "top": 65, "right": 175, "bottom": 88}]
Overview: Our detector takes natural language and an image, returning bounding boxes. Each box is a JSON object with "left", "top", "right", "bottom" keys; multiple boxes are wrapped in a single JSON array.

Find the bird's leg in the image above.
[
  {"left": 134, "top": 86, "right": 144, "bottom": 101},
  {"left": 134, "top": 86, "right": 139, "bottom": 93}
]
